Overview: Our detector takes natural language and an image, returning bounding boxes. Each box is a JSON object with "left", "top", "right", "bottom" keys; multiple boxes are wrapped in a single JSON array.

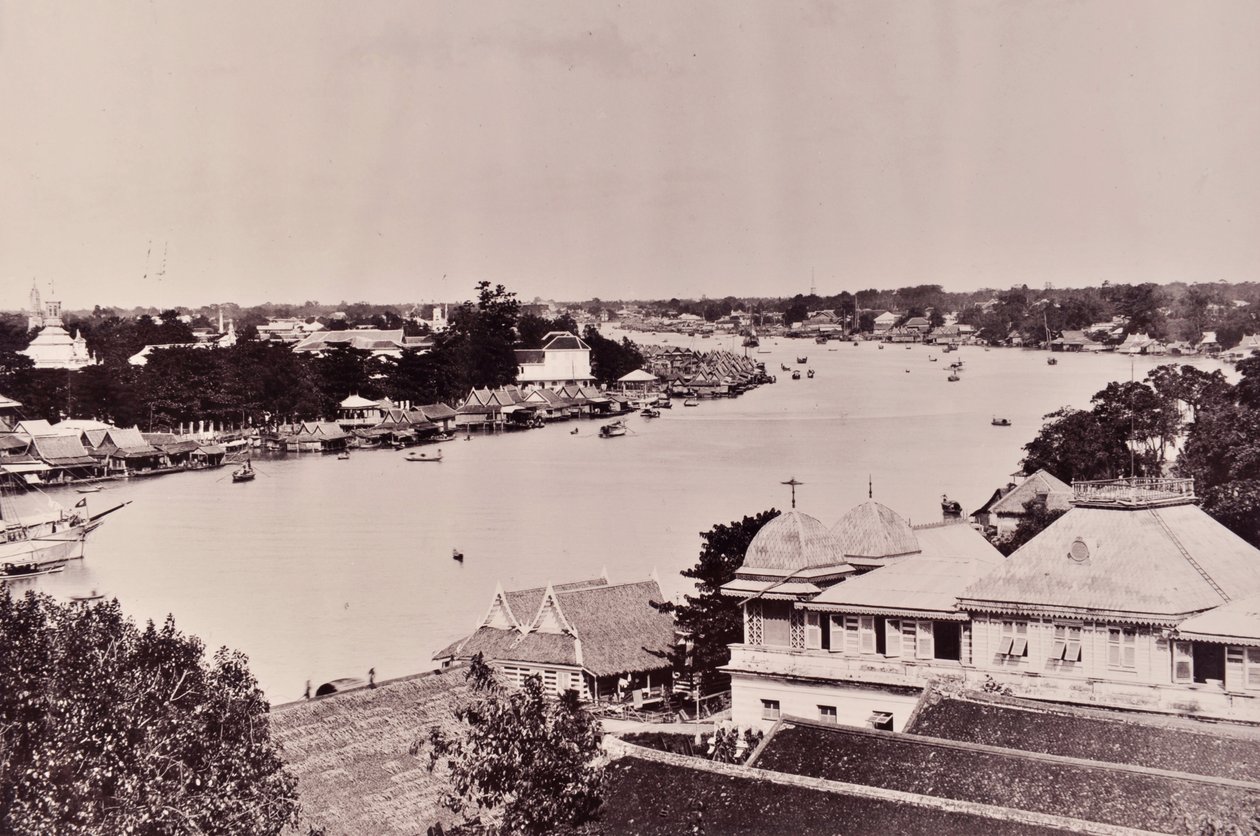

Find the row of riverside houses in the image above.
[
  {"left": 0, "top": 410, "right": 227, "bottom": 486},
  {"left": 722, "top": 476, "right": 1260, "bottom": 731}
]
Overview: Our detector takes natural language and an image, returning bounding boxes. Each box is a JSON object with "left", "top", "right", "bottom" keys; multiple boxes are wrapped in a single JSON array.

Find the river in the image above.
[{"left": 16, "top": 336, "right": 1232, "bottom": 700}]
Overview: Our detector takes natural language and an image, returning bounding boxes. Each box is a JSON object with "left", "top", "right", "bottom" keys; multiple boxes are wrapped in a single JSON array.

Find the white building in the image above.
[
  {"left": 514, "top": 331, "right": 595, "bottom": 390},
  {"left": 724, "top": 478, "right": 1260, "bottom": 732}
]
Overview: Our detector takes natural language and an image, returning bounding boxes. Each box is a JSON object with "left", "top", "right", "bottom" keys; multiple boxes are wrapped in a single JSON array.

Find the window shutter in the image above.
[
  {"left": 859, "top": 617, "right": 877, "bottom": 655},
  {"left": 1248, "top": 648, "right": 1260, "bottom": 689},
  {"left": 805, "top": 611, "right": 821, "bottom": 649},
  {"left": 845, "top": 616, "right": 861, "bottom": 655},
  {"left": 1108, "top": 629, "right": 1121, "bottom": 668},
  {"left": 885, "top": 619, "right": 902, "bottom": 657},
  {"left": 1122, "top": 631, "right": 1136, "bottom": 669},
  {"left": 915, "top": 621, "right": 934, "bottom": 660},
  {"left": 901, "top": 620, "right": 916, "bottom": 657},
  {"left": 1172, "top": 641, "right": 1194, "bottom": 683}
]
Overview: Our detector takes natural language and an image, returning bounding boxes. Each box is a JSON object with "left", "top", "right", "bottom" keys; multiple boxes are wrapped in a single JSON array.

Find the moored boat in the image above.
[
  {"left": 405, "top": 449, "right": 443, "bottom": 462},
  {"left": 0, "top": 489, "right": 126, "bottom": 568},
  {"left": 641, "top": 407, "right": 661, "bottom": 419},
  {"left": 0, "top": 561, "right": 65, "bottom": 582},
  {"left": 599, "top": 420, "right": 628, "bottom": 438},
  {"left": 684, "top": 397, "right": 700, "bottom": 407}
]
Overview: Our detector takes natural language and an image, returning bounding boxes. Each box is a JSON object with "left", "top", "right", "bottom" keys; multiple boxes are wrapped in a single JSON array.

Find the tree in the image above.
[
  {"left": 0, "top": 591, "right": 298, "bottom": 835},
  {"left": 583, "top": 326, "right": 644, "bottom": 386},
  {"left": 996, "top": 498, "right": 1067, "bottom": 556},
  {"left": 422, "top": 656, "right": 603, "bottom": 834},
  {"left": 654, "top": 509, "right": 781, "bottom": 694},
  {"left": 1021, "top": 407, "right": 1131, "bottom": 482}
]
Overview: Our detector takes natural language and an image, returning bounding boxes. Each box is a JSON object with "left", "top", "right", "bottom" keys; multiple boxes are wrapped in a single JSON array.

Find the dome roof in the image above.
[
  {"left": 744, "top": 510, "right": 847, "bottom": 571},
  {"left": 832, "top": 500, "right": 920, "bottom": 559}
]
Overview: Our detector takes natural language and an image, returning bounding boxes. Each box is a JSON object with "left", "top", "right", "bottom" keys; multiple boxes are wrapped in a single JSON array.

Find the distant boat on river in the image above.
[
  {"left": 405, "top": 449, "right": 443, "bottom": 462},
  {"left": 599, "top": 420, "right": 628, "bottom": 438},
  {"left": 232, "top": 460, "right": 256, "bottom": 482},
  {"left": 991, "top": 417, "right": 1011, "bottom": 427},
  {"left": 1, "top": 561, "right": 65, "bottom": 582}
]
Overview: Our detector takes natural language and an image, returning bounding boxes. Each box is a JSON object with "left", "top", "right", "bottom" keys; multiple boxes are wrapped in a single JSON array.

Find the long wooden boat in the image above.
[
  {"left": 599, "top": 420, "right": 627, "bottom": 438},
  {"left": 405, "top": 450, "right": 443, "bottom": 462},
  {"left": 0, "top": 561, "right": 66, "bottom": 582}
]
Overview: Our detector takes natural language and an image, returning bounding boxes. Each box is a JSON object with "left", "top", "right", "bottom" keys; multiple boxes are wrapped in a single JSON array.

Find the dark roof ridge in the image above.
[{"left": 773, "top": 716, "right": 1260, "bottom": 792}]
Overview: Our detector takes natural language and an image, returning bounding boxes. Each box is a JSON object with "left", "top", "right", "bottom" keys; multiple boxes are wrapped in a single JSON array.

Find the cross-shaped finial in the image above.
[{"left": 781, "top": 477, "right": 803, "bottom": 509}]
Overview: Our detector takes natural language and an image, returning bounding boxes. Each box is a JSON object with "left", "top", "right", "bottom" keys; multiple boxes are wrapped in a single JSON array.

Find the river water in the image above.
[{"left": 16, "top": 335, "right": 1231, "bottom": 700}]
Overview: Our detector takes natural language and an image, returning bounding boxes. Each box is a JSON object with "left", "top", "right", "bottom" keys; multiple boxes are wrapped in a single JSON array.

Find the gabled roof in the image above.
[
  {"left": 416, "top": 403, "right": 456, "bottom": 421},
  {"left": 295, "top": 421, "right": 349, "bottom": 439},
  {"left": 338, "top": 394, "right": 381, "bottom": 409},
  {"left": 29, "top": 434, "right": 96, "bottom": 466},
  {"left": 13, "top": 420, "right": 59, "bottom": 437},
  {"left": 542, "top": 332, "right": 590, "bottom": 351},
  {"left": 960, "top": 502, "right": 1260, "bottom": 621},
  {"left": 809, "top": 524, "right": 1003, "bottom": 617},
  {"left": 434, "top": 577, "right": 672, "bottom": 678},
  {"left": 831, "top": 500, "right": 921, "bottom": 564},
  {"left": 983, "top": 469, "right": 1073, "bottom": 518}
]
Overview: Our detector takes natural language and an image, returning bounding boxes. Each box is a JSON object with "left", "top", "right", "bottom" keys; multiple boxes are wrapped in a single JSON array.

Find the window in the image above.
[
  {"left": 1249, "top": 648, "right": 1260, "bottom": 689},
  {"left": 543, "top": 669, "right": 559, "bottom": 692},
  {"left": 859, "top": 617, "right": 877, "bottom": 654},
  {"left": 915, "top": 621, "right": 935, "bottom": 660},
  {"left": 998, "top": 621, "right": 1028, "bottom": 657},
  {"left": 1108, "top": 627, "right": 1137, "bottom": 670},
  {"left": 818, "top": 705, "right": 837, "bottom": 723},
  {"left": 885, "top": 619, "right": 902, "bottom": 657},
  {"left": 843, "top": 616, "right": 861, "bottom": 655},
  {"left": 1050, "top": 625, "right": 1082, "bottom": 662},
  {"left": 1172, "top": 641, "right": 1194, "bottom": 683},
  {"left": 761, "top": 699, "right": 781, "bottom": 720},
  {"left": 933, "top": 622, "right": 963, "bottom": 661},
  {"left": 762, "top": 601, "right": 791, "bottom": 647},
  {"left": 805, "top": 611, "right": 832, "bottom": 651}
]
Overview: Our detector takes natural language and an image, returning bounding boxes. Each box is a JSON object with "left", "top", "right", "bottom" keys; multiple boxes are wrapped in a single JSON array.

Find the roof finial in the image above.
[{"left": 781, "top": 477, "right": 803, "bottom": 509}]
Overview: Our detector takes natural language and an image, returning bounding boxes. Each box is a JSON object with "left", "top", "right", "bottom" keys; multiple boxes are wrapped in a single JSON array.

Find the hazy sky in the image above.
[{"left": 3, "top": 1, "right": 1259, "bottom": 310}]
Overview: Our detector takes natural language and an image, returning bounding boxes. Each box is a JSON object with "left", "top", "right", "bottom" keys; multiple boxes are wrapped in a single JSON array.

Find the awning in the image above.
[
  {"left": 0, "top": 462, "right": 52, "bottom": 474},
  {"left": 195, "top": 444, "right": 225, "bottom": 455}
]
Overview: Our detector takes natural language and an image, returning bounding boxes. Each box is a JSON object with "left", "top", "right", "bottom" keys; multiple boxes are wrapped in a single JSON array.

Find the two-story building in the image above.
[
  {"left": 724, "top": 478, "right": 1260, "bottom": 732},
  {"left": 514, "top": 331, "right": 595, "bottom": 391}
]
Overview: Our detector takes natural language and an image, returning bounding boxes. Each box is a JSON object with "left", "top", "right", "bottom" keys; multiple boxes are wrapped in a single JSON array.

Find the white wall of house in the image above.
[
  {"left": 729, "top": 672, "right": 921, "bottom": 732},
  {"left": 518, "top": 349, "right": 594, "bottom": 387}
]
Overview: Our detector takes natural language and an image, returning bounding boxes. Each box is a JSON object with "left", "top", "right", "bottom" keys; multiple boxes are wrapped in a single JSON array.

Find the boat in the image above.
[
  {"left": 1047, "top": 357, "right": 1058, "bottom": 366},
  {"left": 742, "top": 334, "right": 760, "bottom": 348},
  {"left": 656, "top": 398, "right": 672, "bottom": 409},
  {"left": 405, "top": 449, "right": 443, "bottom": 462},
  {"left": 878, "top": 344, "right": 884, "bottom": 350},
  {"left": 929, "top": 356, "right": 938, "bottom": 362},
  {"left": 947, "top": 373, "right": 960, "bottom": 382},
  {"left": 807, "top": 369, "right": 815, "bottom": 379},
  {"left": 796, "top": 356, "right": 808, "bottom": 364},
  {"left": 941, "top": 495, "right": 963, "bottom": 517},
  {"left": 432, "top": 432, "right": 455, "bottom": 442},
  {"left": 827, "top": 348, "right": 837, "bottom": 352},
  {"left": 75, "top": 485, "right": 102, "bottom": 494},
  {"left": 599, "top": 420, "right": 628, "bottom": 438},
  {"left": 684, "top": 397, "right": 700, "bottom": 407},
  {"left": 452, "top": 549, "right": 464, "bottom": 562},
  {"left": 781, "top": 364, "right": 791, "bottom": 372},
  {"left": 570, "top": 427, "right": 580, "bottom": 435},
  {"left": 949, "top": 361, "right": 964, "bottom": 370},
  {"left": 337, "top": 451, "right": 350, "bottom": 460},
  {"left": 757, "top": 348, "right": 771, "bottom": 354},
  {"left": 991, "top": 417, "right": 1012, "bottom": 427},
  {"left": 70, "top": 589, "right": 105, "bottom": 602},
  {"left": 815, "top": 336, "right": 827, "bottom": 344},
  {"left": 0, "top": 487, "right": 127, "bottom": 569},
  {"left": 641, "top": 407, "right": 661, "bottom": 419},
  {"left": 791, "top": 370, "right": 801, "bottom": 380},
  {"left": 1, "top": 561, "right": 66, "bottom": 582},
  {"left": 232, "top": 460, "right": 256, "bottom": 482}
]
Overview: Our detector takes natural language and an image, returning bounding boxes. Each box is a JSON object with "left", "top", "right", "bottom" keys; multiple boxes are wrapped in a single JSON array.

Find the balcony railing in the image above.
[{"left": 1071, "top": 477, "right": 1195, "bottom": 508}]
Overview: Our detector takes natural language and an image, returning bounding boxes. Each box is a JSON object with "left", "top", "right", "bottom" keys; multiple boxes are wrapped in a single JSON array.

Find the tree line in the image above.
[{"left": 0, "top": 282, "right": 644, "bottom": 429}]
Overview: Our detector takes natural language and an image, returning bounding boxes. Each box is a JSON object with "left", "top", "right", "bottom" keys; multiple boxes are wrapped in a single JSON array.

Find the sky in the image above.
[{"left": 2, "top": 1, "right": 1259, "bottom": 310}]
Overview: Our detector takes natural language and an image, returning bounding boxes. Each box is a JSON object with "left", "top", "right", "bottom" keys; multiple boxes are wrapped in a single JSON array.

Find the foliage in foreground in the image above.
[
  {"left": 0, "top": 590, "right": 299, "bottom": 836},
  {"left": 421, "top": 656, "right": 603, "bottom": 834},
  {"left": 655, "top": 509, "right": 781, "bottom": 694}
]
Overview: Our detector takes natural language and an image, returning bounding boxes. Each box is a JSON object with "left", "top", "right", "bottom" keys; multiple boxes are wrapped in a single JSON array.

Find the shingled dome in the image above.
[
  {"left": 831, "top": 500, "right": 921, "bottom": 559},
  {"left": 744, "top": 510, "right": 847, "bottom": 571}
]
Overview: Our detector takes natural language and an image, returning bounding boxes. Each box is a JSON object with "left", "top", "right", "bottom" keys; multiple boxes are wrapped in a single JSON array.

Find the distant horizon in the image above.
[
  {"left": 5, "top": 274, "right": 1260, "bottom": 318},
  {"left": 4, "top": 3, "right": 1258, "bottom": 312}
]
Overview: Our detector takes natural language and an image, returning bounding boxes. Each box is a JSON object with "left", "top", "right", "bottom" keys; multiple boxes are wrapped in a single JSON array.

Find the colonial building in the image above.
[
  {"left": 724, "top": 478, "right": 1260, "bottom": 732},
  {"left": 514, "top": 331, "right": 595, "bottom": 390},
  {"left": 434, "top": 575, "right": 676, "bottom": 706},
  {"left": 971, "top": 468, "right": 1073, "bottom": 538}
]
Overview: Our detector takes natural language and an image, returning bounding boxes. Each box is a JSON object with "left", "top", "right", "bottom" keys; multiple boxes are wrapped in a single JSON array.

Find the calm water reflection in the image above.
[{"left": 22, "top": 339, "right": 1230, "bottom": 700}]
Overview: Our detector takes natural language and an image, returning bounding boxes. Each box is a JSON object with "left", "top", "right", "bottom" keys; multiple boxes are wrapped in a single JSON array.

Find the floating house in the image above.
[
  {"left": 286, "top": 421, "right": 351, "bottom": 453},
  {"left": 434, "top": 575, "right": 677, "bottom": 706}
]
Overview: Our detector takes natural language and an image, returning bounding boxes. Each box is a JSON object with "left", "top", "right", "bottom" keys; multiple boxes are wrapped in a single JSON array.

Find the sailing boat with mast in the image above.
[{"left": 0, "top": 485, "right": 130, "bottom": 568}]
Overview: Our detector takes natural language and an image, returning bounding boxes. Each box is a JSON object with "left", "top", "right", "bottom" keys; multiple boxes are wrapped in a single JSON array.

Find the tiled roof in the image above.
[
  {"left": 542, "top": 332, "right": 589, "bottom": 351},
  {"left": 557, "top": 580, "right": 676, "bottom": 677},
  {"left": 810, "top": 525, "right": 1003, "bottom": 616},
  {"left": 0, "top": 435, "right": 29, "bottom": 452},
  {"left": 743, "top": 510, "right": 850, "bottom": 572},
  {"left": 753, "top": 721, "right": 1256, "bottom": 833},
  {"left": 831, "top": 500, "right": 921, "bottom": 560},
  {"left": 960, "top": 503, "right": 1260, "bottom": 620},
  {"left": 908, "top": 691, "right": 1260, "bottom": 783},
  {"left": 986, "top": 470, "right": 1073, "bottom": 517},
  {"left": 29, "top": 434, "right": 96, "bottom": 466},
  {"left": 416, "top": 403, "right": 456, "bottom": 421},
  {"left": 1176, "top": 594, "right": 1260, "bottom": 646}
]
